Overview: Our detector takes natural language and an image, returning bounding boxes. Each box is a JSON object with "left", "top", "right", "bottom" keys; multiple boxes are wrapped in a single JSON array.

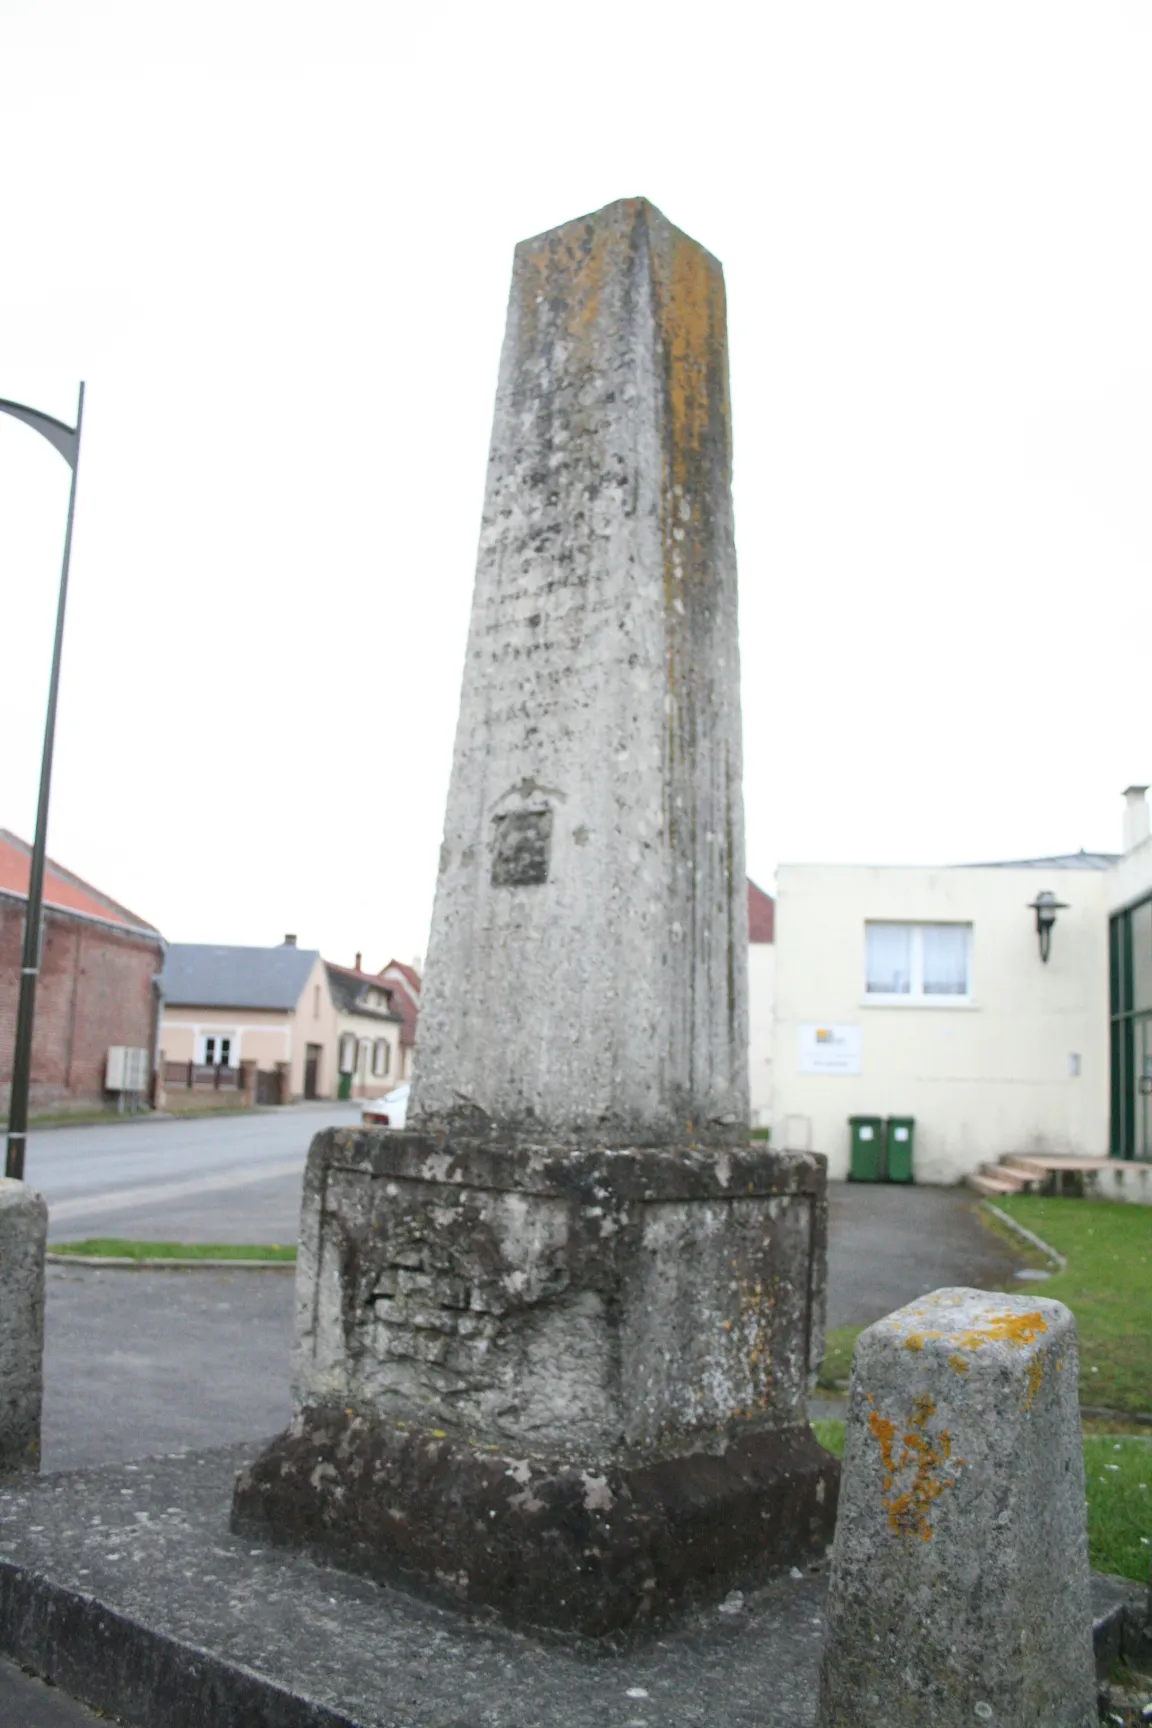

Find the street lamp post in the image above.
[{"left": 2, "top": 383, "right": 85, "bottom": 1181}]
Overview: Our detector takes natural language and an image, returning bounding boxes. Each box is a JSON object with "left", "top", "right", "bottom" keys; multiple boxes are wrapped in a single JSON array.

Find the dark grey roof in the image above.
[
  {"left": 161, "top": 944, "right": 319, "bottom": 1010},
  {"left": 963, "top": 851, "right": 1119, "bottom": 872},
  {"left": 324, "top": 963, "right": 402, "bottom": 1022}
]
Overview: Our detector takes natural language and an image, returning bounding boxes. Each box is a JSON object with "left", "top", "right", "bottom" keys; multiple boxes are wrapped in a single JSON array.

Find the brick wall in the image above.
[{"left": 0, "top": 896, "right": 163, "bottom": 1110}]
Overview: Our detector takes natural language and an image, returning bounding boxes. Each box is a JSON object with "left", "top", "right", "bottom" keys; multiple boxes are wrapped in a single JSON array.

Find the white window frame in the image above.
[
  {"left": 863, "top": 922, "right": 974, "bottom": 1006},
  {"left": 338, "top": 1032, "right": 357, "bottom": 1075},
  {"left": 197, "top": 1030, "right": 237, "bottom": 1066},
  {"left": 372, "top": 1038, "right": 390, "bottom": 1077}
]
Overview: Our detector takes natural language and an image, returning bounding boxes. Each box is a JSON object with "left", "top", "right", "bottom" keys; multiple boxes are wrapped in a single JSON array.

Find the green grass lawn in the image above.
[
  {"left": 818, "top": 1195, "right": 1152, "bottom": 1418},
  {"left": 49, "top": 1239, "right": 297, "bottom": 1262},
  {"left": 992, "top": 1195, "right": 1152, "bottom": 1415},
  {"left": 811, "top": 1420, "right": 1152, "bottom": 1582}
]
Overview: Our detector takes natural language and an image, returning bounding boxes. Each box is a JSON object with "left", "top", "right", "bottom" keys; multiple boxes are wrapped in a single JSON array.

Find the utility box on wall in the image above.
[{"left": 106, "top": 1046, "right": 148, "bottom": 1092}]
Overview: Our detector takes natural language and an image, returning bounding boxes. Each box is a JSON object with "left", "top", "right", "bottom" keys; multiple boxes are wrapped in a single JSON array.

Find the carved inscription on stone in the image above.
[{"left": 490, "top": 808, "right": 552, "bottom": 887}]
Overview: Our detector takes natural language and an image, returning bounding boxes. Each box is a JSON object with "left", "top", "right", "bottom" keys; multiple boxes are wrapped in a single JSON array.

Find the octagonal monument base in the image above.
[{"left": 231, "top": 1128, "right": 839, "bottom": 1638}]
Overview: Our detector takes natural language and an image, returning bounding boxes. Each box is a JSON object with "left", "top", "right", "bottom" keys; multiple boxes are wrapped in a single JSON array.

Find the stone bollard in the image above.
[
  {"left": 0, "top": 1178, "right": 48, "bottom": 1475},
  {"left": 817, "top": 1287, "right": 1096, "bottom": 1728}
]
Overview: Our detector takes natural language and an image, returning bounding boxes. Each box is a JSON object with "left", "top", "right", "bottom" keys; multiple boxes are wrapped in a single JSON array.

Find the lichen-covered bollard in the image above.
[
  {"left": 817, "top": 1287, "right": 1096, "bottom": 1728},
  {"left": 0, "top": 1178, "right": 48, "bottom": 1475}
]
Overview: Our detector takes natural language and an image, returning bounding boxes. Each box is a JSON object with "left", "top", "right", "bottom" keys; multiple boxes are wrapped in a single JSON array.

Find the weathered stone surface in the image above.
[
  {"left": 816, "top": 1287, "right": 1097, "bottom": 1727},
  {"left": 0, "top": 1179, "right": 47, "bottom": 1476},
  {"left": 233, "top": 1414, "right": 837, "bottom": 1640},
  {"left": 232, "top": 1127, "right": 838, "bottom": 1634},
  {"left": 409, "top": 197, "right": 748, "bottom": 1148},
  {"left": 235, "top": 199, "right": 834, "bottom": 1635},
  {"left": 286, "top": 1128, "right": 828, "bottom": 1452}
]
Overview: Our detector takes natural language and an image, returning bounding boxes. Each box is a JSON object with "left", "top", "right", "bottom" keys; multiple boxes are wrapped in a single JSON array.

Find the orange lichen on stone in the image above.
[
  {"left": 1022, "top": 1356, "right": 1045, "bottom": 1411},
  {"left": 652, "top": 232, "right": 726, "bottom": 467},
  {"left": 948, "top": 1354, "right": 971, "bottom": 1375},
  {"left": 954, "top": 1310, "right": 1047, "bottom": 1353},
  {"left": 903, "top": 1330, "right": 943, "bottom": 1352},
  {"left": 736, "top": 1275, "right": 776, "bottom": 1409},
  {"left": 867, "top": 1394, "right": 958, "bottom": 1542}
]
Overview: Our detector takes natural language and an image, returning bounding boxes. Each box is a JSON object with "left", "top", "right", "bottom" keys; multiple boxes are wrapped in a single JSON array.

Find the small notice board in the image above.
[{"left": 798, "top": 1023, "right": 862, "bottom": 1076}]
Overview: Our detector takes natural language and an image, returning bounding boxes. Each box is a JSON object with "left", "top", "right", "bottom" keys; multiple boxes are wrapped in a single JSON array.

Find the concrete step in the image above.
[
  {"left": 983, "top": 1162, "right": 1030, "bottom": 1192},
  {"left": 1002, "top": 1154, "right": 1111, "bottom": 1177},
  {"left": 967, "top": 1170, "right": 1026, "bottom": 1197}
]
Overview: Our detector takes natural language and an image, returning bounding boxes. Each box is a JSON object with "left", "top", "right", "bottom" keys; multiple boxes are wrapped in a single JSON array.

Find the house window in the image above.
[
  {"left": 202, "top": 1036, "right": 232, "bottom": 1067},
  {"left": 314, "top": 985, "right": 320, "bottom": 1018},
  {"left": 338, "top": 1032, "right": 357, "bottom": 1075},
  {"left": 373, "top": 1039, "right": 390, "bottom": 1077},
  {"left": 865, "top": 923, "right": 971, "bottom": 1001}
]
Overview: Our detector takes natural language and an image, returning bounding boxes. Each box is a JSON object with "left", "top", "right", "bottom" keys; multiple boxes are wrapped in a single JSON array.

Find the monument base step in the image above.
[
  {"left": 0, "top": 1445, "right": 1137, "bottom": 1728},
  {"left": 0, "top": 1441, "right": 836, "bottom": 1728},
  {"left": 231, "top": 1410, "right": 839, "bottom": 1639}
]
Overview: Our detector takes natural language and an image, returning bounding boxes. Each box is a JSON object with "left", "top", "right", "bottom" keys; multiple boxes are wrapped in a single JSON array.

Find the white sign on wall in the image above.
[{"left": 798, "top": 1023, "right": 862, "bottom": 1076}]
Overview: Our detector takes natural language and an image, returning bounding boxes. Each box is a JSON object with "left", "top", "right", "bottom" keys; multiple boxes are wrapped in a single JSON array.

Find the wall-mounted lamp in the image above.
[{"left": 1027, "top": 890, "right": 1068, "bottom": 963}]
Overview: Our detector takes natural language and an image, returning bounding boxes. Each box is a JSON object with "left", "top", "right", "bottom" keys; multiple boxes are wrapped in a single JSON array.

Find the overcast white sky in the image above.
[{"left": 1, "top": 2, "right": 1149, "bottom": 970}]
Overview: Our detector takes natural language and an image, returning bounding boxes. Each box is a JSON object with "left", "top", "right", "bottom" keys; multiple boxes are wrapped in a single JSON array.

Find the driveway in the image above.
[
  {"left": 825, "top": 1180, "right": 1023, "bottom": 1330},
  {"left": 37, "top": 1172, "right": 1028, "bottom": 1473}
]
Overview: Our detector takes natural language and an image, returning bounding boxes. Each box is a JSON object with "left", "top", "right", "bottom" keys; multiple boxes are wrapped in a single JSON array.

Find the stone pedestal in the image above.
[
  {"left": 816, "top": 1288, "right": 1096, "bottom": 1727},
  {"left": 0, "top": 1179, "right": 47, "bottom": 1476},
  {"left": 232, "top": 1127, "right": 838, "bottom": 1636}
]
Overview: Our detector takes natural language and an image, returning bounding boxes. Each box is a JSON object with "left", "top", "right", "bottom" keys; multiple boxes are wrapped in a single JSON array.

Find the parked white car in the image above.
[{"left": 361, "top": 1081, "right": 409, "bottom": 1128}]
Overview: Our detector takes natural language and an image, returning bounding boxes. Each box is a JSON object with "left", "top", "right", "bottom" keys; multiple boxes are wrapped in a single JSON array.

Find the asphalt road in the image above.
[{"left": 29, "top": 1102, "right": 363, "bottom": 1243}]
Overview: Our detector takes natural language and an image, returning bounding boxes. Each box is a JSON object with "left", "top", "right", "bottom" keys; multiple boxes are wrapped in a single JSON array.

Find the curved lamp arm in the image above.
[
  {"left": 0, "top": 395, "right": 81, "bottom": 469},
  {"left": 3, "top": 383, "right": 85, "bottom": 1180}
]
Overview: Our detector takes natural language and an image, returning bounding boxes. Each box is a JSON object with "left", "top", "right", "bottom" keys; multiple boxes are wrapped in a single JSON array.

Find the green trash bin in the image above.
[
  {"left": 886, "top": 1116, "right": 915, "bottom": 1183},
  {"left": 849, "top": 1115, "right": 884, "bottom": 1182}
]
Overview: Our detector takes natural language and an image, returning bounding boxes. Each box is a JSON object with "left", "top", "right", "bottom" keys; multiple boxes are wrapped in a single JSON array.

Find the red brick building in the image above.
[{"left": 0, "top": 830, "right": 164, "bottom": 1113}]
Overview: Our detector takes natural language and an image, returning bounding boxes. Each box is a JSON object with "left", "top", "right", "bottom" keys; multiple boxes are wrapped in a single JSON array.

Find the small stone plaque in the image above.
[{"left": 491, "top": 809, "right": 552, "bottom": 887}]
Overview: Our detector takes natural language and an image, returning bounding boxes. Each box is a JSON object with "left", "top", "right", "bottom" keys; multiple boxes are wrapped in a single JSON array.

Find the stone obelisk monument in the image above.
[
  {"left": 234, "top": 198, "right": 837, "bottom": 1637},
  {"left": 411, "top": 197, "right": 748, "bottom": 1146}
]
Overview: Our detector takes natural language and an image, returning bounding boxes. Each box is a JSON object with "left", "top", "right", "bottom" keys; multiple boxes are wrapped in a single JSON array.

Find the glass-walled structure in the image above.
[{"left": 1110, "top": 892, "right": 1152, "bottom": 1158}]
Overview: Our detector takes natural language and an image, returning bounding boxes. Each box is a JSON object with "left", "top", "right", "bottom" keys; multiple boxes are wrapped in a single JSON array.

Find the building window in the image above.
[
  {"left": 338, "top": 1033, "right": 357, "bottom": 1075},
  {"left": 865, "top": 923, "right": 971, "bottom": 1001},
  {"left": 314, "top": 985, "right": 320, "bottom": 1018},
  {"left": 202, "top": 1035, "right": 233, "bottom": 1067},
  {"left": 373, "top": 1039, "right": 390, "bottom": 1077}
]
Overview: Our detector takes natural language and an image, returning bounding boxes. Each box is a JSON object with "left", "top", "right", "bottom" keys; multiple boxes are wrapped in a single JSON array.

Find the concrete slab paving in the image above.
[{"left": 0, "top": 1444, "right": 832, "bottom": 1728}]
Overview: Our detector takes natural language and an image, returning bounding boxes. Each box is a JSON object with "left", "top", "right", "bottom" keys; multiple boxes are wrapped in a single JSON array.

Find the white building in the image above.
[{"left": 769, "top": 787, "right": 1152, "bottom": 1196}]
